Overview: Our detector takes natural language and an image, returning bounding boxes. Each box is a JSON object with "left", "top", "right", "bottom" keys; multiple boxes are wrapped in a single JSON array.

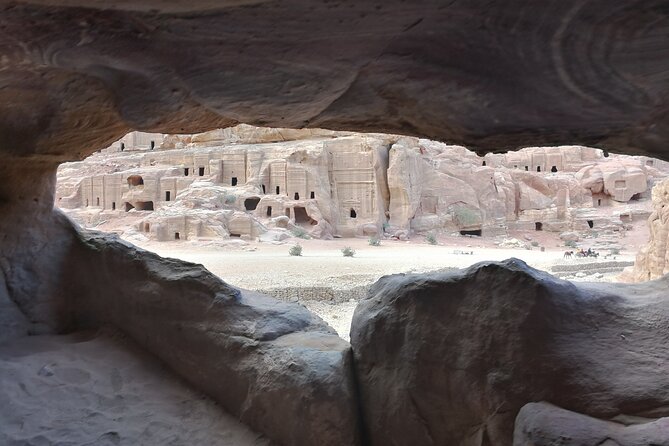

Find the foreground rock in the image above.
[
  {"left": 60, "top": 222, "right": 361, "bottom": 446},
  {"left": 513, "top": 402, "right": 669, "bottom": 446},
  {"left": 350, "top": 259, "right": 669, "bottom": 446}
]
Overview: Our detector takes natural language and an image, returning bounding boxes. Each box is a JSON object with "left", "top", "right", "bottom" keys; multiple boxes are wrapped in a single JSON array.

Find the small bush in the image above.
[
  {"left": 341, "top": 246, "right": 356, "bottom": 257},
  {"left": 531, "top": 241, "right": 539, "bottom": 247},
  {"left": 224, "top": 194, "right": 236, "bottom": 204},
  {"left": 291, "top": 227, "right": 310, "bottom": 239},
  {"left": 289, "top": 244, "right": 303, "bottom": 256},
  {"left": 425, "top": 233, "right": 438, "bottom": 245},
  {"left": 368, "top": 237, "right": 381, "bottom": 246},
  {"left": 564, "top": 240, "right": 578, "bottom": 248},
  {"left": 610, "top": 248, "right": 621, "bottom": 255}
]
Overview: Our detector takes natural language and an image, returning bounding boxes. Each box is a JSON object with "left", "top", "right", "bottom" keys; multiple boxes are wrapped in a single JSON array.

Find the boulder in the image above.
[
  {"left": 513, "top": 402, "right": 669, "bottom": 446},
  {"left": 67, "top": 228, "right": 362, "bottom": 446},
  {"left": 350, "top": 259, "right": 669, "bottom": 446}
]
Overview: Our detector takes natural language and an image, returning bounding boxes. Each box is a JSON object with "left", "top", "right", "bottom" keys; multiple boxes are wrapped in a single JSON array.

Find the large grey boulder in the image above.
[
  {"left": 514, "top": 402, "right": 669, "bottom": 446},
  {"left": 64, "top": 227, "right": 362, "bottom": 446},
  {"left": 350, "top": 259, "right": 669, "bottom": 446}
]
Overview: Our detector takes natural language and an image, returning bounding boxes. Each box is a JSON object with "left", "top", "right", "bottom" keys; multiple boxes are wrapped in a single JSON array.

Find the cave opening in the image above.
[
  {"left": 482, "top": 161, "right": 486, "bottom": 166},
  {"left": 127, "top": 175, "right": 144, "bottom": 186},
  {"left": 525, "top": 166, "right": 529, "bottom": 171},
  {"left": 266, "top": 206, "right": 272, "bottom": 217},
  {"left": 294, "top": 206, "right": 310, "bottom": 225},
  {"left": 184, "top": 168, "right": 189, "bottom": 176},
  {"left": 96, "top": 197, "right": 100, "bottom": 206},
  {"left": 245, "top": 197, "right": 260, "bottom": 211},
  {"left": 120, "top": 142, "right": 125, "bottom": 151},
  {"left": 294, "top": 192, "right": 300, "bottom": 200},
  {"left": 150, "top": 140, "right": 155, "bottom": 150},
  {"left": 276, "top": 186, "right": 280, "bottom": 194},
  {"left": 631, "top": 193, "right": 641, "bottom": 201},
  {"left": 460, "top": 229, "right": 482, "bottom": 236},
  {"left": 587, "top": 220, "right": 594, "bottom": 228},
  {"left": 125, "top": 202, "right": 134, "bottom": 212},
  {"left": 174, "top": 232, "right": 180, "bottom": 240},
  {"left": 112, "top": 202, "right": 116, "bottom": 210},
  {"left": 165, "top": 191, "right": 171, "bottom": 201},
  {"left": 199, "top": 167, "right": 205, "bottom": 176},
  {"left": 537, "top": 166, "right": 541, "bottom": 172},
  {"left": 350, "top": 209, "right": 357, "bottom": 218},
  {"left": 535, "top": 222, "right": 543, "bottom": 231},
  {"left": 135, "top": 201, "right": 154, "bottom": 211},
  {"left": 310, "top": 191, "right": 315, "bottom": 199},
  {"left": 551, "top": 166, "right": 557, "bottom": 172},
  {"left": 262, "top": 184, "right": 266, "bottom": 194},
  {"left": 232, "top": 177, "right": 238, "bottom": 186}
]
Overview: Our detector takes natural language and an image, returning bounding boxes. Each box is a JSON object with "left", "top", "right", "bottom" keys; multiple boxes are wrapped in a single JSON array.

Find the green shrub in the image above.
[
  {"left": 564, "top": 240, "right": 577, "bottom": 248},
  {"left": 452, "top": 206, "right": 481, "bottom": 228},
  {"left": 289, "top": 244, "right": 303, "bottom": 256},
  {"left": 291, "top": 227, "right": 310, "bottom": 239},
  {"left": 531, "top": 241, "right": 539, "bottom": 247},
  {"left": 341, "top": 246, "right": 356, "bottom": 257},
  {"left": 224, "top": 194, "right": 236, "bottom": 204},
  {"left": 368, "top": 237, "right": 381, "bottom": 246},
  {"left": 425, "top": 233, "right": 438, "bottom": 245}
]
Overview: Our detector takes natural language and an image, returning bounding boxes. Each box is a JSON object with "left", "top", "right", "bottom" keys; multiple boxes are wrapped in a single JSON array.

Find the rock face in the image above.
[
  {"left": 64, "top": 224, "right": 363, "bottom": 446},
  {"left": 626, "top": 178, "right": 669, "bottom": 281},
  {"left": 514, "top": 402, "right": 669, "bottom": 446},
  {"left": 1, "top": 1, "right": 668, "bottom": 161},
  {"left": 350, "top": 259, "right": 669, "bottom": 446},
  {"left": 56, "top": 128, "right": 669, "bottom": 241}
]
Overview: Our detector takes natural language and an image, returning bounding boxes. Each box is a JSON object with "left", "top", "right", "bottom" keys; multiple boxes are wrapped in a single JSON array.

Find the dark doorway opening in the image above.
[
  {"left": 551, "top": 166, "right": 558, "bottom": 172},
  {"left": 127, "top": 175, "right": 144, "bottom": 186},
  {"left": 603, "top": 150, "right": 609, "bottom": 158},
  {"left": 199, "top": 167, "right": 205, "bottom": 176},
  {"left": 482, "top": 161, "right": 486, "bottom": 166},
  {"left": 587, "top": 220, "right": 594, "bottom": 228},
  {"left": 294, "top": 192, "right": 300, "bottom": 200},
  {"left": 631, "top": 193, "right": 641, "bottom": 201},
  {"left": 266, "top": 206, "right": 272, "bottom": 217},
  {"left": 174, "top": 232, "right": 180, "bottom": 240},
  {"left": 230, "top": 233, "right": 241, "bottom": 238},
  {"left": 165, "top": 191, "right": 171, "bottom": 201},
  {"left": 597, "top": 199, "right": 601, "bottom": 206},
  {"left": 96, "top": 197, "right": 100, "bottom": 206},
  {"left": 150, "top": 141, "right": 155, "bottom": 150},
  {"left": 120, "top": 142, "right": 125, "bottom": 151},
  {"left": 262, "top": 184, "right": 266, "bottom": 194},
  {"left": 310, "top": 191, "right": 315, "bottom": 199},
  {"left": 525, "top": 166, "right": 529, "bottom": 171},
  {"left": 135, "top": 201, "right": 154, "bottom": 211},
  {"left": 460, "top": 229, "right": 482, "bottom": 236},
  {"left": 350, "top": 209, "right": 357, "bottom": 218},
  {"left": 125, "top": 202, "right": 134, "bottom": 212},
  {"left": 537, "top": 166, "right": 541, "bottom": 172},
  {"left": 535, "top": 222, "right": 543, "bottom": 231},
  {"left": 112, "top": 202, "right": 116, "bottom": 210},
  {"left": 245, "top": 197, "right": 260, "bottom": 211},
  {"left": 184, "top": 168, "right": 189, "bottom": 176},
  {"left": 86, "top": 199, "right": 89, "bottom": 207},
  {"left": 231, "top": 177, "right": 238, "bottom": 186},
  {"left": 294, "top": 206, "right": 310, "bottom": 225},
  {"left": 276, "top": 186, "right": 280, "bottom": 194}
]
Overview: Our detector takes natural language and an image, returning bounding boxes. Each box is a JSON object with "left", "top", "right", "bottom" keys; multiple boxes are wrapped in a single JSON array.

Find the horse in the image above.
[{"left": 563, "top": 251, "right": 573, "bottom": 259}]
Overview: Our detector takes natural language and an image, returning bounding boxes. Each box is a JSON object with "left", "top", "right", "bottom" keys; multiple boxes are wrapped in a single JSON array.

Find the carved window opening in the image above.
[{"left": 244, "top": 197, "right": 260, "bottom": 211}]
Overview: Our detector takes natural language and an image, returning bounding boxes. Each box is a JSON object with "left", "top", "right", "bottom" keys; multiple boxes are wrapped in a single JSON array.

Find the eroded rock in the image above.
[{"left": 350, "top": 259, "right": 669, "bottom": 445}]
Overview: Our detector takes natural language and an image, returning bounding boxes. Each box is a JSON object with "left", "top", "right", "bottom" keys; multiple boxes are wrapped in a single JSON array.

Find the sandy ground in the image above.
[
  {"left": 131, "top": 231, "right": 638, "bottom": 340},
  {"left": 0, "top": 329, "right": 270, "bottom": 446}
]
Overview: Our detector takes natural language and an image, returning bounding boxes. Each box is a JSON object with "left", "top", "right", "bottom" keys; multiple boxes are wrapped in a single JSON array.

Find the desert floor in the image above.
[{"left": 132, "top": 229, "right": 640, "bottom": 340}]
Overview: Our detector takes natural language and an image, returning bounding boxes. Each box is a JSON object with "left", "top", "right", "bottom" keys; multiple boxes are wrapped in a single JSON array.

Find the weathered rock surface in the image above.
[
  {"left": 513, "top": 403, "right": 669, "bottom": 446},
  {"left": 350, "top": 259, "right": 669, "bottom": 446},
  {"left": 513, "top": 402, "right": 669, "bottom": 446},
  {"left": 1, "top": 1, "right": 668, "bottom": 161},
  {"left": 627, "top": 178, "right": 669, "bottom": 281},
  {"left": 61, "top": 224, "right": 362, "bottom": 446}
]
